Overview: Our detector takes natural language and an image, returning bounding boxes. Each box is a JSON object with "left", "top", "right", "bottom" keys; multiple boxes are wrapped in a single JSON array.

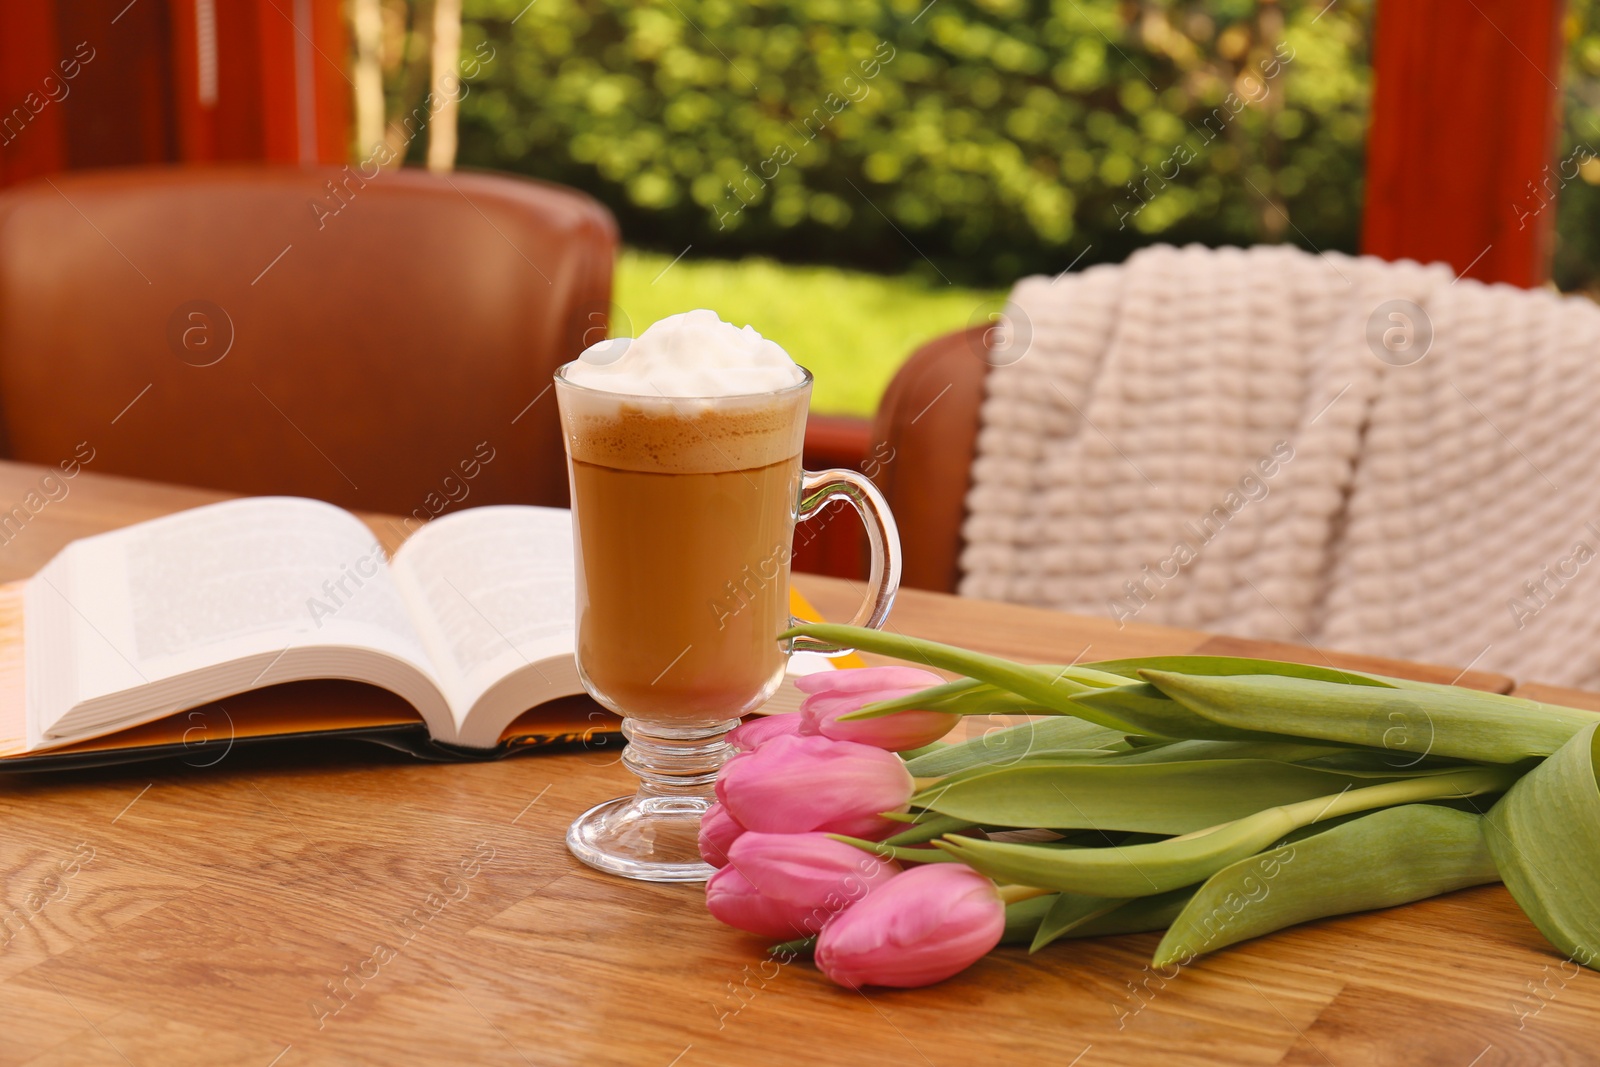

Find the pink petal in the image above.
[
  {"left": 727, "top": 712, "right": 807, "bottom": 751},
  {"left": 697, "top": 802, "right": 746, "bottom": 868},
  {"left": 794, "top": 666, "right": 945, "bottom": 696},
  {"left": 813, "top": 865, "right": 1004, "bottom": 989},
  {"left": 715, "top": 735, "right": 913, "bottom": 838},
  {"left": 705, "top": 865, "right": 803, "bottom": 939}
]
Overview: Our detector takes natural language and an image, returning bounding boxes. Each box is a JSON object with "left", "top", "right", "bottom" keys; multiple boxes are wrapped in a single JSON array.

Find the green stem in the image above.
[
  {"left": 998, "top": 884, "right": 1054, "bottom": 904},
  {"left": 769, "top": 936, "right": 816, "bottom": 958},
  {"left": 783, "top": 623, "right": 1148, "bottom": 732},
  {"left": 885, "top": 814, "right": 978, "bottom": 846},
  {"left": 828, "top": 833, "right": 964, "bottom": 864},
  {"left": 845, "top": 677, "right": 997, "bottom": 719}
]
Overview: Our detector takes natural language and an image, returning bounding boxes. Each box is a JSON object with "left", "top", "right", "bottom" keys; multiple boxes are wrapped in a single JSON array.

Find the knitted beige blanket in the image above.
[{"left": 960, "top": 243, "right": 1600, "bottom": 688}]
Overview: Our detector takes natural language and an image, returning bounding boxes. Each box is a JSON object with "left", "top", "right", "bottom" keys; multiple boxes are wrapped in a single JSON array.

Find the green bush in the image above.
[
  {"left": 1555, "top": 5, "right": 1600, "bottom": 293},
  {"left": 456, "top": 0, "right": 1373, "bottom": 286}
]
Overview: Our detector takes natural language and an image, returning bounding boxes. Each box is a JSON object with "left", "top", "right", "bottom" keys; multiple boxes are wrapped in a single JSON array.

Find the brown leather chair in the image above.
[
  {"left": 0, "top": 166, "right": 616, "bottom": 518},
  {"left": 868, "top": 325, "right": 991, "bottom": 593}
]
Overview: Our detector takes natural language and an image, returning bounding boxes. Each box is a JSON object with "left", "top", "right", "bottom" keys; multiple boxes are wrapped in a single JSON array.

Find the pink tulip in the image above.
[
  {"left": 705, "top": 865, "right": 805, "bottom": 939},
  {"left": 798, "top": 666, "right": 958, "bottom": 751},
  {"left": 698, "top": 802, "right": 745, "bottom": 868},
  {"left": 727, "top": 712, "right": 806, "bottom": 751},
  {"left": 706, "top": 832, "right": 900, "bottom": 938},
  {"left": 716, "top": 734, "right": 914, "bottom": 840},
  {"left": 814, "top": 864, "right": 1005, "bottom": 989},
  {"left": 732, "top": 832, "right": 900, "bottom": 923}
]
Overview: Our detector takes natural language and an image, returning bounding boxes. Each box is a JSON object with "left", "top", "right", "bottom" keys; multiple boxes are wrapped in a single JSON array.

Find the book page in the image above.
[
  {"left": 388, "top": 506, "right": 575, "bottom": 724},
  {"left": 32, "top": 498, "right": 439, "bottom": 737}
]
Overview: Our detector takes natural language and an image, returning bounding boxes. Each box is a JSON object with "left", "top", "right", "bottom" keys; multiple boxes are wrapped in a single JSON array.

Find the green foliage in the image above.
[
  {"left": 800, "top": 625, "right": 1600, "bottom": 970},
  {"left": 1484, "top": 724, "right": 1600, "bottom": 968},
  {"left": 613, "top": 249, "right": 997, "bottom": 414},
  {"left": 1554, "top": 4, "right": 1600, "bottom": 293},
  {"left": 1152, "top": 804, "right": 1499, "bottom": 967},
  {"left": 456, "top": 0, "right": 1373, "bottom": 285}
]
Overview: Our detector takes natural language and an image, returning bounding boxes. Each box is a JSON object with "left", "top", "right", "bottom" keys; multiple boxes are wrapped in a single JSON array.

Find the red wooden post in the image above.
[
  {"left": 1362, "top": 0, "right": 1567, "bottom": 286},
  {"left": 2, "top": 0, "right": 349, "bottom": 186},
  {"left": 171, "top": 0, "right": 348, "bottom": 165},
  {"left": 310, "top": 0, "right": 352, "bottom": 162},
  {"left": 0, "top": 0, "right": 69, "bottom": 185}
]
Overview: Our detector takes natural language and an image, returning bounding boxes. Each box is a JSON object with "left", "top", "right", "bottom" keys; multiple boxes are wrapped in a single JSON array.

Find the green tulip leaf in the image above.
[
  {"left": 1069, "top": 682, "right": 1297, "bottom": 743},
  {"left": 1000, "top": 894, "right": 1056, "bottom": 945},
  {"left": 1069, "top": 888, "right": 1195, "bottom": 938},
  {"left": 1087, "top": 655, "right": 1404, "bottom": 688},
  {"left": 1485, "top": 722, "right": 1600, "bottom": 971},
  {"left": 934, "top": 766, "right": 1519, "bottom": 897},
  {"left": 1001, "top": 888, "right": 1196, "bottom": 946},
  {"left": 1153, "top": 804, "right": 1499, "bottom": 968},
  {"left": 1101, "top": 739, "right": 1356, "bottom": 766},
  {"left": 1140, "top": 671, "right": 1598, "bottom": 764},
  {"left": 1029, "top": 893, "right": 1127, "bottom": 953},
  {"left": 903, "top": 717, "right": 1132, "bottom": 777},
  {"left": 1297, "top": 749, "right": 1468, "bottom": 774},
  {"left": 911, "top": 758, "right": 1475, "bottom": 835}
]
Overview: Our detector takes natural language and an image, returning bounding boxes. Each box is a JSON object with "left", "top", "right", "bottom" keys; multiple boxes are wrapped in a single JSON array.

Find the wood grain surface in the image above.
[{"left": 0, "top": 461, "right": 1592, "bottom": 1066}]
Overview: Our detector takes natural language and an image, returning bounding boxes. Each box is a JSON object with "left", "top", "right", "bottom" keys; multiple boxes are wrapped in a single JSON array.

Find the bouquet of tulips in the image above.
[{"left": 701, "top": 622, "right": 1600, "bottom": 989}]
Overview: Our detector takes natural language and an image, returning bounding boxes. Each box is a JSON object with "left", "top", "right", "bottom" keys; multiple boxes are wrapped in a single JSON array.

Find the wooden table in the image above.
[{"left": 0, "top": 460, "right": 1594, "bottom": 1066}]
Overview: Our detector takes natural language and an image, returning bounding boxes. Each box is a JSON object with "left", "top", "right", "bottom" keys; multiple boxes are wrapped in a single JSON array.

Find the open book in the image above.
[{"left": 4, "top": 498, "right": 831, "bottom": 765}]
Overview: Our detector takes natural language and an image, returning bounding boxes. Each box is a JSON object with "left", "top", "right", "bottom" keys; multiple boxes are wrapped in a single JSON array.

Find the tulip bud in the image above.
[
  {"left": 728, "top": 712, "right": 807, "bottom": 752},
  {"left": 705, "top": 865, "right": 805, "bottom": 939},
  {"left": 814, "top": 864, "right": 1005, "bottom": 989},
  {"left": 733, "top": 833, "right": 899, "bottom": 923},
  {"left": 716, "top": 734, "right": 914, "bottom": 840},
  {"left": 705, "top": 832, "right": 901, "bottom": 938},
  {"left": 797, "top": 666, "right": 958, "bottom": 751},
  {"left": 698, "top": 802, "right": 745, "bottom": 868}
]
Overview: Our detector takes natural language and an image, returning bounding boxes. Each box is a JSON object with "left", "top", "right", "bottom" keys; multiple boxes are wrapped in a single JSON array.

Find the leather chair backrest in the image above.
[
  {"left": 868, "top": 326, "right": 990, "bottom": 593},
  {"left": 0, "top": 166, "right": 616, "bottom": 519}
]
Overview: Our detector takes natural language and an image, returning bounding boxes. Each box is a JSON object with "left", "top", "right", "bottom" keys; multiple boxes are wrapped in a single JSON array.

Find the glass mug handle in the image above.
[{"left": 787, "top": 468, "right": 902, "bottom": 654}]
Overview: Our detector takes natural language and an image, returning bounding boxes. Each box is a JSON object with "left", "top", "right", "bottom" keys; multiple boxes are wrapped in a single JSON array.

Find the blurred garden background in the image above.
[{"left": 356, "top": 0, "right": 1600, "bottom": 414}]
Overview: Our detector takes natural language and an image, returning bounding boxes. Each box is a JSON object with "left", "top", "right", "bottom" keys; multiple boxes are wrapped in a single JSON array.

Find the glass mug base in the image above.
[
  {"left": 566, "top": 795, "right": 717, "bottom": 883},
  {"left": 566, "top": 717, "right": 741, "bottom": 883}
]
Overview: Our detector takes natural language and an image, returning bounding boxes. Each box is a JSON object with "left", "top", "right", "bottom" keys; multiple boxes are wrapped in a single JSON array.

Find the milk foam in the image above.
[{"left": 563, "top": 309, "right": 805, "bottom": 397}]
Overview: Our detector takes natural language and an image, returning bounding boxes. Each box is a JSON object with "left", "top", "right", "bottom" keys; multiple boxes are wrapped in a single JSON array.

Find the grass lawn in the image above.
[{"left": 613, "top": 250, "right": 1001, "bottom": 416}]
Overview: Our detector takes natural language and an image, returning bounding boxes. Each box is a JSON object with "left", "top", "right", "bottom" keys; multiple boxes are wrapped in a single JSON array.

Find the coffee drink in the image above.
[
  {"left": 559, "top": 384, "right": 808, "bottom": 726},
  {"left": 556, "top": 310, "right": 900, "bottom": 883}
]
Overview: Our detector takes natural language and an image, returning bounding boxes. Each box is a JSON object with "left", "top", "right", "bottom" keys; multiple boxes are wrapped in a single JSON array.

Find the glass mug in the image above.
[{"left": 554, "top": 364, "right": 901, "bottom": 882}]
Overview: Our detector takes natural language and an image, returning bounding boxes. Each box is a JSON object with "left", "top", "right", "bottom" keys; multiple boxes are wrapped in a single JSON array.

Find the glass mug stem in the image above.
[
  {"left": 556, "top": 364, "right": 902, "bottom": 883},
  {"left": 565, "top": 718, "right": 744, "bottom": 883},
  {"left": 620, "top": 718, "right": 742, "bottom": 794}
]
